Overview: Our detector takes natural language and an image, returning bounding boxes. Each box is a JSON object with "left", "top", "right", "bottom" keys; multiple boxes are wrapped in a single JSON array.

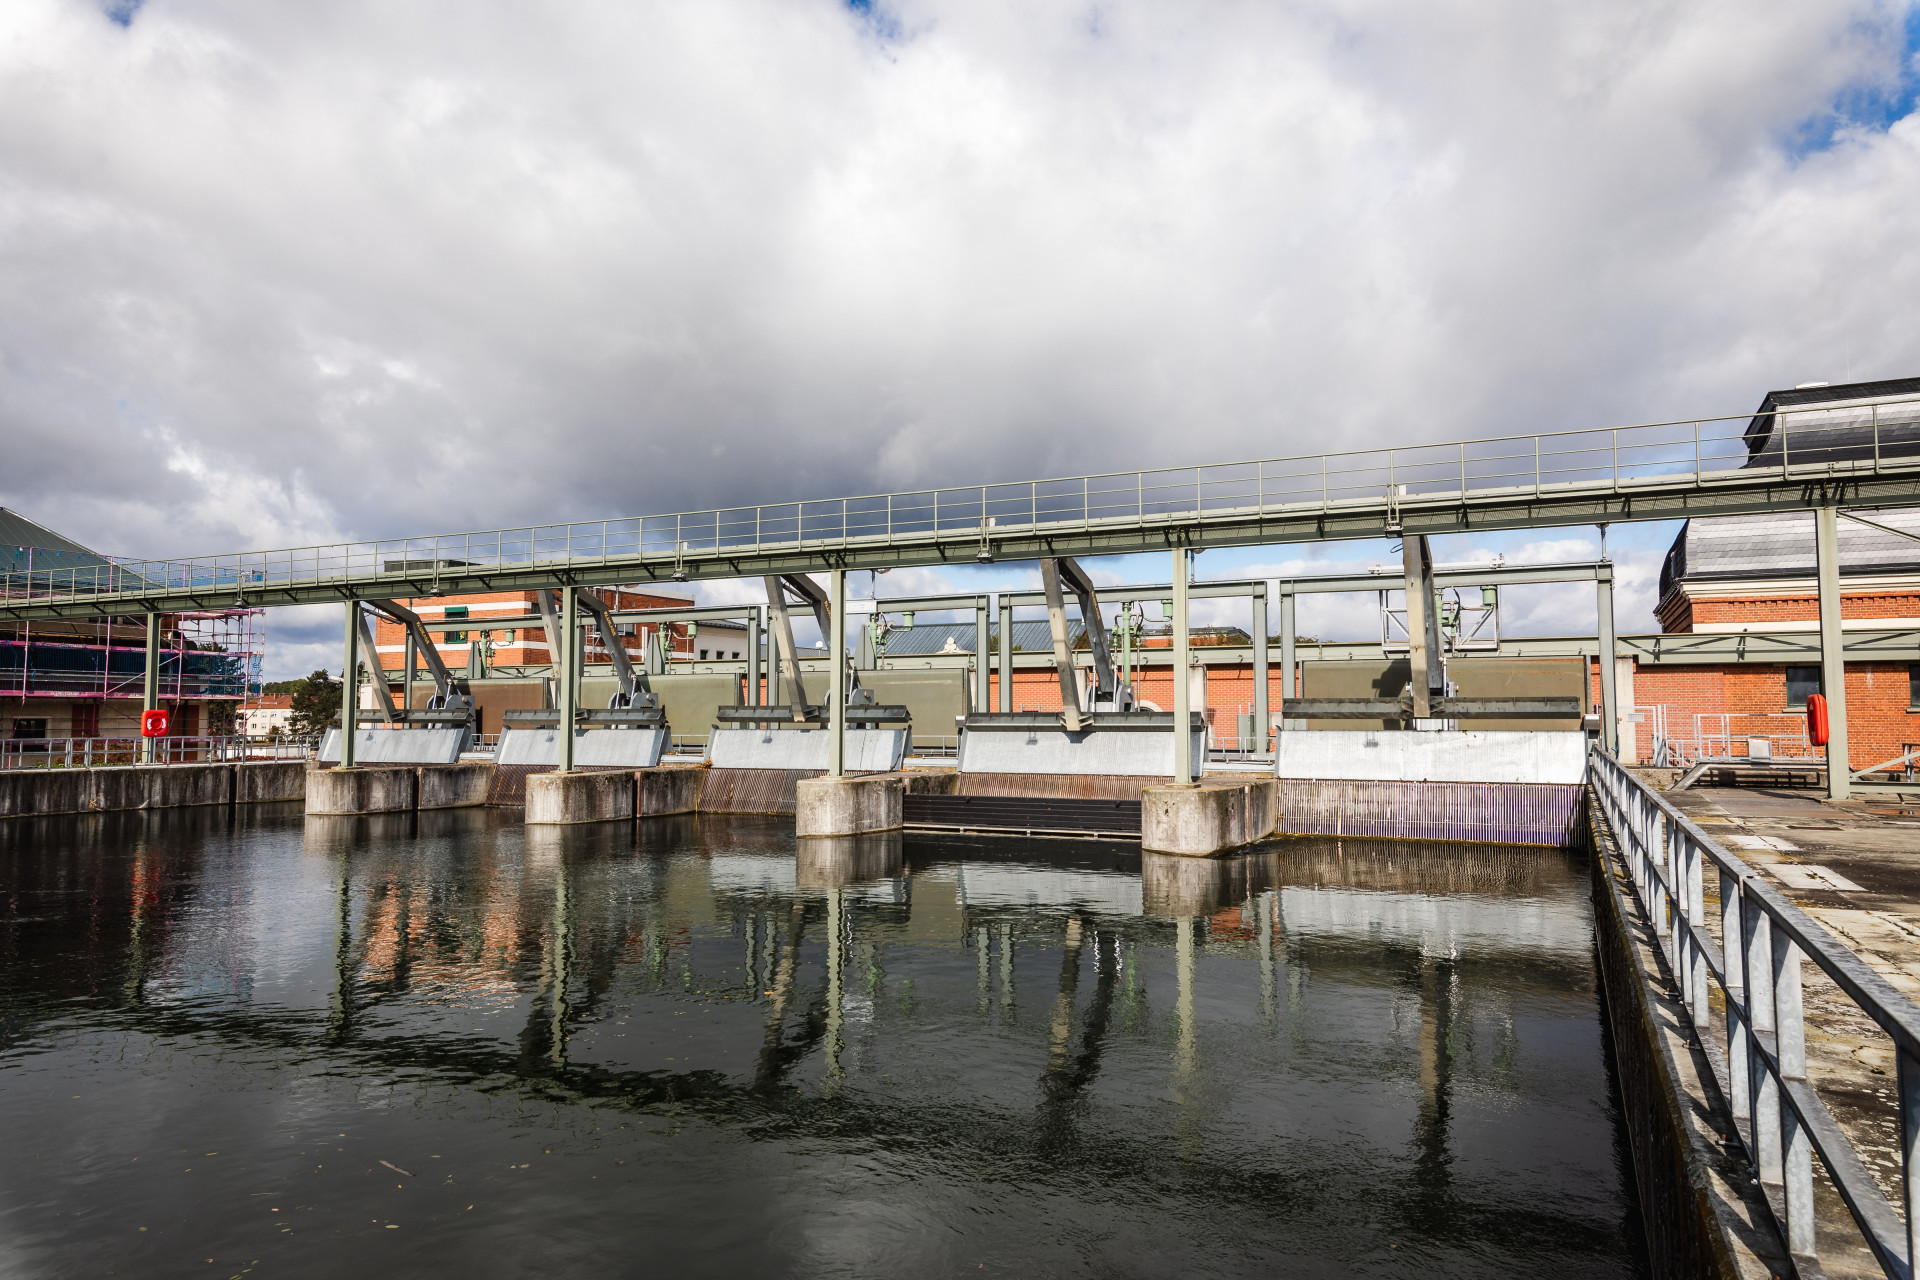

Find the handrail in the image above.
[
  {"left": 1590, "top": 749, "right": 1920, "bottom": 1275},
  {"left": 0, "top": 735, "right": 315, "bottom": 770},
  {"left": 6, "top": 394, "right": 1918, "bottom": 610}
]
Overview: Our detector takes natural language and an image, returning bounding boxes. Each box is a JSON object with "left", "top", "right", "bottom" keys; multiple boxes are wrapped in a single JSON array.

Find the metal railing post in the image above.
[
  {"left": 1772, "top": 929, "right": 1815, "bottom": 1255},
  {"left": 1722, "top": 869, "right": 1750, "bottom": 1122},
  {"left": 1744, "top": 883, "right": 1782, "bottom": 1185}
]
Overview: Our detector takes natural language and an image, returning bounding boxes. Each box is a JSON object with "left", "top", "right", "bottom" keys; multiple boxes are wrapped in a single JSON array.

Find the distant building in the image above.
[
  {"left": 1635, "top": 378, "right": 1920, "bottom": 769},
  {"left": 1, "top": 508, "right": 260, "bottom": 743}
]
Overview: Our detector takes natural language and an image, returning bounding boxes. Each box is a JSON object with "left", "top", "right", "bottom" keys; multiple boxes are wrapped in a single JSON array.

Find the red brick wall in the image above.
[
  {"left": 1670, "top": 590, "right": 1920, "bottom": 633},
  {"left": 1626, "top": 660, "right": 1919, "bottom": 772}
]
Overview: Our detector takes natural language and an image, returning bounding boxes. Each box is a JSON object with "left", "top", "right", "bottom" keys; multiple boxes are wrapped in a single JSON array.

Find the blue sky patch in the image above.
[
  {"left": 100, "top": 0, "right": 143, "bottom": 27},
  {"left": 1788, "top": 7, "right": 1920, "bottom": 157}
]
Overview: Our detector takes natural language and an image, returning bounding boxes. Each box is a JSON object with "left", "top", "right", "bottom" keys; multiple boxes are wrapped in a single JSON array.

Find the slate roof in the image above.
[
  {"left": 1658, "top": 507, "right": 1920, "bottom": 596},
  {"left": 1659, "top": 380, "right": 1920, "bottom": 600},
  {"left": 1741, "top": 376, "right": 1920, "bottom": 469}
]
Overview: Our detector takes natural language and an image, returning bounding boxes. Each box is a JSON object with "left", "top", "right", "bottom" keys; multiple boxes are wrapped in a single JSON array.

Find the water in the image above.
[{"left": 0, "top": 807, "right": 1648, "bottom": 1278}]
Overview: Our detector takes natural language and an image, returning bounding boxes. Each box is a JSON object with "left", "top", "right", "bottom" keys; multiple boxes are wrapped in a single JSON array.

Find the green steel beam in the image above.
[{"left": 8, "top": 439, "right": 1919, "bottom": 624}]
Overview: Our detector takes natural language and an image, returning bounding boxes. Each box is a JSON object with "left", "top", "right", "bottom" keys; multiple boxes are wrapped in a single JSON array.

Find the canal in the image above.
[{"left": 0, "top": 807, "right": 1648, "bottom": 1277}]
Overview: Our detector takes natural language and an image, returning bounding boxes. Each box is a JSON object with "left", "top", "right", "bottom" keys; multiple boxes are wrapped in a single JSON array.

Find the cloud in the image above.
[{"left": 2, "top": 0, "right": 1916, "bottom": 677}]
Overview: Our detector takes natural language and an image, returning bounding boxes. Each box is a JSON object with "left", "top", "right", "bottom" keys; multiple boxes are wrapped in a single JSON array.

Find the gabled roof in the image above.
[{"left": 0, "top": 507, "right": 120, "bottom": 585}]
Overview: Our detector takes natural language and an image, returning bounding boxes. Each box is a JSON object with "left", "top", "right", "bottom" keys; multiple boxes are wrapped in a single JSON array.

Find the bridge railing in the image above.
[
  {"left": 8, "top": 395, "right": 1918, "bottom": 607},
  {"left": 1591, "top": 749, "right": 1920, "bottom": 1275}
]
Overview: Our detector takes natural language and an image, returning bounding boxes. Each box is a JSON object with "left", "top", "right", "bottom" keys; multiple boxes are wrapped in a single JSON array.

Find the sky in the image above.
[{"left": 3, "top": 0, "right": 1917, "bottom": 677}]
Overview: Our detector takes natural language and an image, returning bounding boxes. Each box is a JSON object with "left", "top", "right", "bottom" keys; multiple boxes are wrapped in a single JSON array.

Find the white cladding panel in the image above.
[
  {"left": 495, "top": 727, "right": 667, "bottom": 768},
  {"left": 706, "top": 728, "right": 907, "bottom": 772},
  {"left": 1273, "top": 730, "right": 1588, "bottom": 784},
  {"left": 958, "top": 727, "right": 1205, "bottom": 779},
  {"left": 317, "top": 727, "right": 466, "bottom": 764}
]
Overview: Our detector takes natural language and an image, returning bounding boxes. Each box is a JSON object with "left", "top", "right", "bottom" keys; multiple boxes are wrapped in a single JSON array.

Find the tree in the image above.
[{"left": 287, "top": 670, "right": 342, "bottom": 738}]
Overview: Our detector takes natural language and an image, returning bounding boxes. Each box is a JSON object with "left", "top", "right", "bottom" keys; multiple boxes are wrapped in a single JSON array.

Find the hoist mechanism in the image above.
[
  {"left": 318, "top": 598, "right": 479, "bottom": 763},
  {"left": 958, "top": 556, "right": 1203, "bottom": 780},
  {"left": 705, "top": 573, "right": 910, "bottom": 771},
  {"left": 495, "top": 588, "right": 670, "bottom": 767}
]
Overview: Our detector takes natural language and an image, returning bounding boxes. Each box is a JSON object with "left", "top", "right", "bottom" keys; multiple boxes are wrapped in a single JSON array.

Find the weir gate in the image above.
[{"left": 5, "top": 388, "right": 1920, "bottom": 1272}]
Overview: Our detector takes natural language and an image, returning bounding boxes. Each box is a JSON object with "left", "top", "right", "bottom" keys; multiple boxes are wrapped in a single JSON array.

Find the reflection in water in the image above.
[{"left": 0, "top": 813, "right": 1647, "bottom": 1279}]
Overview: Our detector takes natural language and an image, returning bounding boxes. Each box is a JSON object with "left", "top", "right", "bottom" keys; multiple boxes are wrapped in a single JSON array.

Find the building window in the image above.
[
  {"left": 1910, "top": 664, "right": 1920, "bottom": 710},
  {"left": 699, "top": 649, "right": 709, "bottom": 660},
  {"left": 445, "top": 605, "right": 468, "bottom": 644},
  {"left": 1785, "top": 666, "right": 1822, "bottom": 708}
]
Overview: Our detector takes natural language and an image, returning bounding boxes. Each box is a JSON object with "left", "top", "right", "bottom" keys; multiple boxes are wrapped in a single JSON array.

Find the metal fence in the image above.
[
  {"left": 1591, "top": 750, "right": 1920, "bottom": 1274},
  {"left": 9, "top": 395, "right": 1918, "bottom": 608},
  {"left": 0, "top": 736, "right": 313, "bottom": 771}
]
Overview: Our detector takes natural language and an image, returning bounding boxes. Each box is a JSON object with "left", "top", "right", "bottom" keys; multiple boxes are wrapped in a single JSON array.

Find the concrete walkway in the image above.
[{"left": 1637, "top": 772, "right": 1920, "bottom": 1276}]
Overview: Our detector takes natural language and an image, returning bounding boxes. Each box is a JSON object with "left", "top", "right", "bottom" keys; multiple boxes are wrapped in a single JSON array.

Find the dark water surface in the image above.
[{"left": 0, "top": 806, "right": 1647, "bottom": 1278}]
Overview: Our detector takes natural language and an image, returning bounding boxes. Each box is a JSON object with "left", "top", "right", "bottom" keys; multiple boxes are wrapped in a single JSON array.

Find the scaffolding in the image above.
[{"left": 0, "top": 609, "right": 264, "bottom": 708}]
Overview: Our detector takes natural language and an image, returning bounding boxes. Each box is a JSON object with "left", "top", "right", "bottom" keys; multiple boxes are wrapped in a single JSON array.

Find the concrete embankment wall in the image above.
[
  {"left": 1275, "top": 779, "right": 1585, "bottom": 846},
  {"left": 0, "top": 761, "right": 497, "bottom": 819},
  {"left": 0, "top": 761, "right": 308, "bottom": 818},
  {"left": 1585, "top": 794, "right": 1789, "bottom": 1278}
]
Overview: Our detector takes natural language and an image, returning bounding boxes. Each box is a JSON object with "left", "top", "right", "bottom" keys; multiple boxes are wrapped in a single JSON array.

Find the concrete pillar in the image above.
[
  {"left": 558, "top": 585, "right": 578, "bottom": 772},
  {"left": 142, "top": 610, "right": 160, "bottom": 765},
  {"left": 1817, "top": 505, "right": 1850, "bottom": 800},
  {"left": 998, "top": 595, "right": 1014, "bottom": 712},
  {"left": 340, "top": 602, "right": 360, "bottom": 768},
  {"left": 1596, "top": 567, "right": 1619, "bottom": 755},
  {"left": 1172, "top": 547, "right": 1192, "bottom": 783},
  {"left": 796, "top": 772, "right": 903, "bottom": 836},
  {"left": 829, "top": 568, "right": 846, "bottom": 777},
  {"left": 526, "top": 768, "right": 633, "bottom": 824},
  {"left": 308, "top": 764, "right": 414, "bottom": 814},
  {"left": 1142, "top": 777, "right": 1277, "bottom": 855},
  {"left": 974, "top": 596, "right": 990, "bottom": 712},
  {"left": 1251, "top": 586, "right": 1268, "bottom": 754}
]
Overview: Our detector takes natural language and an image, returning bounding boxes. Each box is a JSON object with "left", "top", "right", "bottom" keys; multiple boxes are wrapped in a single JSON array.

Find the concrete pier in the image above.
[
  {"left": 306, "top": 765, "right": 417, "bottom": 815},
  {"left": 417, "top": 762, "right": 495, "bottom": 810},
  {"left": 637, "top": 764, "right": 706, "bottom": 817},
  {"left": 795, "top": 773, "right": 905, "bottom": 837},
  {"left": 526, "top": 770, "right": 634, "bottom": 825},
  {"left": 0, "top": 762, "right": 242, "bottom": 817},
  {"left": 1140, "top": 777, "right": 1276, "bottom": 856},
  {"left": 234, "top": 761, "right": 306, "bottom": 803}
]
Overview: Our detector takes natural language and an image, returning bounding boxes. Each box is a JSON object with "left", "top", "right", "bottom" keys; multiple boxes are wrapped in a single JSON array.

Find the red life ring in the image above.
[
  {"left": 140, "top": 708, "right": 170, "bottom": 738},
  {"left": 1806, "top": 693, "right": 1829, "bottom": 747}
]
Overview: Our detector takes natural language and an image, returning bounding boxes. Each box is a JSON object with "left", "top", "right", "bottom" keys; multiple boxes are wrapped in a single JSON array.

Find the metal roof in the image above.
[
  {"left": 0, "top": 507, "right": 128, "bottom": 588},
  {"left": 876, "top": 621, "right": 1082, "bottom": 657}
]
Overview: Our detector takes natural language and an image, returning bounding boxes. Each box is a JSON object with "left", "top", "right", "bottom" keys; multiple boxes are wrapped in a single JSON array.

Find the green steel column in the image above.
[
  {"left": 829, "top": 568, "right": 847, "bottom": 777},
  {"left": 1172, "top": 548, "right": 1192, "bottom": 782},
  {"left": 1279, "top": 589, "right": 1297, "bottom": 714},
  {"left": 1596, "top": 568, "right": 1618, "bottom": 755},
  {"left": 749, "top": 605, "right": 763, "bottom": 707},
  {"left": 402, "top": 628, "right": 416, "bottom": 714},
  {"left": 829, "top": 571, "right": 844, "bottom": 782},
  {"left": 998, "top": 596, "right": 1013, "bottom": 713},
  {"left": 1251, "top": 585, "right": 1268, "bottom": 754},
  {"left": 1817, "top": 506, "right": 1850, "bottom": 800},
  {"left": 558, "top": 586, "right": 578, "bottom": 773},
  {"left": 974, "top": 597, "right": 990, "bottom": 713},
  {"left": 340, "top": 602, "right": 360, "bottom": 768},
  {"left": 142, "top": 610, "right": 161, "bottom": 765}
]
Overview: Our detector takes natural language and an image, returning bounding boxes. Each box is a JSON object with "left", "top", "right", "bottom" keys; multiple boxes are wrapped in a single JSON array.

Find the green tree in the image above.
[{"left": 287, "top": 669, "right": 342, "bottom": 738}]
